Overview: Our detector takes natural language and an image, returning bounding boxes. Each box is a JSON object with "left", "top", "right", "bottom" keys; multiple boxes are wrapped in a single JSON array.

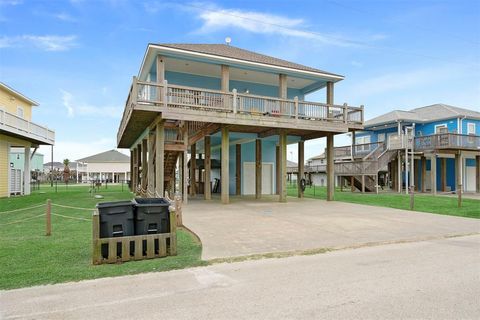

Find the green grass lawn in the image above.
[
  {"left": 0, "top": 185, "right": 206, "bottom": 290},
  {"left": 287, "top": 184, "right": 480, "bottom": 219}
]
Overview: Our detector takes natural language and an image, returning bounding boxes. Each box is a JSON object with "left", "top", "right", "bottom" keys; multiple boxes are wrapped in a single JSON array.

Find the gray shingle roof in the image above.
[
  {"left": 155, "top": 43, "right": 343, "bottom": 78},
  {"left": 365, "top": 104, "right": 480, "bottom": 127},
  {"left": 77, "top": 150, "right": 130, "bottom": 163}
]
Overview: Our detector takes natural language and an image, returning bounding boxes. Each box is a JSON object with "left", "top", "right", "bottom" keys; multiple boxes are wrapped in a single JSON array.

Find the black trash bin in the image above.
[
  {"left": 133, "top": 198, "right": 170, "bottom": 235},
  {"left": 96, "top": 201, "right": 135, "bottom": 258}
]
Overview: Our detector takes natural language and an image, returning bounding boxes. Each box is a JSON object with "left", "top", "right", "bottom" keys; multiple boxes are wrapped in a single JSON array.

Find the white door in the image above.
[
  {"left": 465, "top": 166, "right": 475, "bottom": 192},
  {"left": 243, "top": 162, "right": 273, "bottom": 195}
]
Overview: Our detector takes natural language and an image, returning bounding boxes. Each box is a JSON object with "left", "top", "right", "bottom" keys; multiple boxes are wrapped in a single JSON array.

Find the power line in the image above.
[{"left": 178, "top": 2, "right": 480, "bottom": 68}]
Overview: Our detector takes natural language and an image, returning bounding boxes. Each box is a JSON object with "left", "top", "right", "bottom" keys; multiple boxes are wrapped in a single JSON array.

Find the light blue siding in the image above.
[{"left": 462, "top": 119, "right": 480, "bottom": 135}]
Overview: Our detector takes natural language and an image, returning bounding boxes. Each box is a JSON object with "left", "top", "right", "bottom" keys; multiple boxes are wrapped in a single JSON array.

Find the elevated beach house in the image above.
[
  {"left": 334, "top": 104, "right": 480, "bottom": 193},
  {"left": 0, "top": 82, "right": 55, "bottom": 197},
  {"left": 117, "top": 43, "right": 364, "bottom": 203}
]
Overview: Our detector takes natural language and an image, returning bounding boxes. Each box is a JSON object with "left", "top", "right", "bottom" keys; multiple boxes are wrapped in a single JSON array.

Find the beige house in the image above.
[
  {"left": 76, "top": 149, "right": 130, "bottom": 183},
  {"left": 0, "top": 82, "right": 55, "bottom": 197}
]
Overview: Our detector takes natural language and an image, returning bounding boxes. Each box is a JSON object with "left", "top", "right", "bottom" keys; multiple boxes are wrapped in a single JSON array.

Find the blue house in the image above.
[
  {"left": 117, "top": 43, "right": 364, "bottom": 203},
  {"left": 335, "top": 104, "right": 480, "bottom": 193}
]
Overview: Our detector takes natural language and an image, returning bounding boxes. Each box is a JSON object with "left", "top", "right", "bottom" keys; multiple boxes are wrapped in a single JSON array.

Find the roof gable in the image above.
[{"left": 76, "top": 150, "right": 130, "bottom": 163}]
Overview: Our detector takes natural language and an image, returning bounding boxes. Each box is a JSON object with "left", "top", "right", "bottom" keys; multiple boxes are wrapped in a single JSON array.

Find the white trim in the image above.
[
  {"left": 140, "top": 45, "right": 345, "bottom": 82},
  {"left": 0, "top": 82, "right": 39, "bottom": 106},
  {"left": 434, "top": 123, "right": 448, "bottom": 133}
]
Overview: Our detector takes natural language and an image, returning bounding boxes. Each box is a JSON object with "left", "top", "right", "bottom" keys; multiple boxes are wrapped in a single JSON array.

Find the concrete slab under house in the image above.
[
  {"left": 117, "top": 43, "right": 364, "bottom": 204},
  {"left": 0, "top": 82, "right": 55, "bottom": 197}
]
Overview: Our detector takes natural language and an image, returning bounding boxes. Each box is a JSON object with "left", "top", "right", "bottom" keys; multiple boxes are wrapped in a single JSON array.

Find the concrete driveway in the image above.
[{"left": 183, "top": 196, "right": 480, "bottom": 259}]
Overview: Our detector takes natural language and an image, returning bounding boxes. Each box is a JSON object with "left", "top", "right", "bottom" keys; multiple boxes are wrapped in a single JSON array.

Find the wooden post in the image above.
[
  {"left": 476, "top": 155, "right": 480, "bottom": 193},
  {"left": 190, "top": 143, "right": 196, "bottom": 196},
  {"left": 255, "top": 139, "right": 262, "bottom": 199},
  {"left": 361, "top": 175, "right": 365, "bottom": 193},
  {"left": 129, "top": 149, "right": 134, "bottom": 191},
  {"left": 169, "top": 207, "right": 177, "bottom": 256},
  {"left": 279, "top": 130, "right": 287, "bottom": 202},
  {"left": 141, "top": 139, "right": 148, "bottom": 191},
  {"left": 92, "top": 209, "right": 100, "bottom": 264},
  {"left": 136, "top": 145, "right": 141, "bottom": 193},
  {"left": 409, "top": 186, "right": 414, "bottom": 210},
  {"left": 45, "top": 199, "right": 51, "bottom": 236},
  {"left": 174, "top": 196, "right": 183, "bottom": 227},
  {"left": 221, "top": 126, "right": 229, "bottom": 204},
  {"left": 351, "top": 131, "right": 356, "bottom": 160},
  {"left": 279, "top": 74, "right": 287, "bottom": 99},
  {"left": 275, "top": 145, "right": 280, "bottom": 195},
  {"left": 391, "top": 160, "right": 396, "bottom": 191},
  {"left": 326, "top": 133, "right": 334, "bottom": 201},
  {"left": 397, "top": 151, "right": 402, "bottom": 193},
  {"left": 431, "top": 154, "right": 437, "bottom": 195},
  {"left": 132, "top": 147, "right": 137, "bottom": 192},
  {"left": 147, "top": 131, "right": 155, "bottom": 196},
  {"left": 350, "top": 176, "right": 355, "bottom": 192},
  {"left": 236, "top": 144, "right": 241, "bottom": 196},
  {"left": 298, "top": 140, "right": 304, "bottom": 198},
  {"left": 183, "top": 126, "right": 188, "bottom": 204},
  {"left": 456, "top": 152, "right": 462, "bottom": 208},
  {"left": 421, "top": 156, "right": 426, "bottom": 193},
  {"left": 204, "top": 136, "right": 211, "bottom": 200},
  {"left": 221, "top": 65, "right": 229, "bottom": 92},
  {"left": 155, "top": 122, "right": 165, "bottom": 197},
  {"left": 441, "top": 157, "right": 447, "bottom": 192}
]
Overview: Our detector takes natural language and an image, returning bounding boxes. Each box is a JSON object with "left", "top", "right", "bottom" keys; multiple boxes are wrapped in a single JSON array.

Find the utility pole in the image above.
[{"left": 50, "top": 145, "right": 53, "bottom": 187}]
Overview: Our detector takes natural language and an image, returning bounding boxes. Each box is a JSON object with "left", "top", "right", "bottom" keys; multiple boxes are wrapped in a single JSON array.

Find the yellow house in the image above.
[{"left": 0, "top": 82, "right": 55, "bottom": 197}]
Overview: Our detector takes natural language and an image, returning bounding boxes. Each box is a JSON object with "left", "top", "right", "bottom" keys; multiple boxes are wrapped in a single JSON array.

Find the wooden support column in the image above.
[
  {"left": 415, "top": 159, "right": 420, "bottom": 191},
  {"left": 204, "top": 136, "right": 211, "bottom": 200},
  {"left": 147, "top": 131, "right": 155, "bottom": 196},
  {"left": 397, "top": 151, "right": 402, "bottom": 193},
  {"left": 130, "top": 150, "right": 134, "bottom": 191},
  {"left": 275, "top": 145, "right": 280, "bottom": 195},
  {"left": 441, "top": 157, "right": 447, "bottom": 192},
  {"left": 182, "top": 126, "right": 188, "bottom": 204},
  {"left": 476, "top": 155, "right": 480, "bottom": 193},
  {"left": 136, "top": 145, "right": 141, "bottom": 192},
  {"left": 421, "top": 156, "right": 426, "bottom": 193},
  {"left": 298, "top": 141, "right": 304, "bottom": 198},
  {"left": 279, "top": 74, "right": 287, "bottom": 99},
  {"left": 351, "top": 130, "right": 356, "bottom": 159},
  {"left": 190, "top": 143, "right": 196, "bottom": 196},
  {"left": 279, "top": 130, "right": 287, "bottom": 202},
  {"left": 221, "top": 126, "right": 229, "bottom": 204},
  {"left": 431, "top": 154, "right": 437, "bottom": 195},
  {"left": 255, "top": 139, "right": 262, "bottom": 199},
  {"left": 141, "top": 139, "right": 148, "bottom": 191},
  {"left": 23, "top": 146, "right": 31, "bottom": 195},
  {"left": 236, "top": 144, "right": 241, "bottom": 195},
  {"left": 350, "top": 176, "right": 355, "bottom": 192},
  {"left": 132, "top": 147, "right": 137, "bottom": 192},
  {"left": 155, "top": 122, "right": 165, "bottom": 197},
  {"left": 221, "top": 65, "right": 229, "bottom": 92},
  {"left": 361, "top": 175, "right": 365, "bottom": 193},
  {"left": 456, "top": 152, "right": 462, "bottom": 207},
  {"left": 326, "top": 133, "right": 334, "bottom": 201}
]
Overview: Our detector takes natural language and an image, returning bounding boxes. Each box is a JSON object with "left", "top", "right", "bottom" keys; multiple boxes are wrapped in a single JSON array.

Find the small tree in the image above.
[{"left": 63, "top": 159, "right": 70, "bottom": 184}]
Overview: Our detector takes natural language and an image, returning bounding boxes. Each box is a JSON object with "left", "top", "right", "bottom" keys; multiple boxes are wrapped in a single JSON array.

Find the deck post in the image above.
[
  {"left": 182, "top": 126, "right": 188, "bottom": 204},
  {"left": 361, "top": 175, "right": 365, "bottom": 193},
  {"left": 190, "top": 143, "right": 196, "bottom": 196},
  {"left": 441, "top": 157, "right": 447, "bottom": 192},
  {"left": 255, "top": 139, "right": 262, "bottom": 199},
  {"left": 156, "top": 55, "right": 165, "bottom": 103},
  {"left": 276, "top": 145, "right": 280, "bottom": 195},
  {"left": 298, "top": 140, "right": 304, "bottom": 198},
  {"left": 136, "top": 145, "right": 141, "bottom": 192},
  {"left": 456, "top": 152, "right": 462, "bottom": 207},
  {"left": 130, "top": 149, "right": 134, "bottom": 191},
  {"left": 397, "top": 151, "right": 402, "bottom": 193},
  {"left": 232, "top": 89, "right": 238, "bottom": 114},
  {"left": 431, "top": 154, "right": 437, "bottom": 195},
  {"left": 326, "top": 133, "right": 334, "bottom": 201},
  {"left": 236, "top": 144, "right": 241, "bottom": 195},
  {"left": 147, "top": 130, "right": 155, "bottom": 196},
  {"left": 351, "top": 130, "right": 356, "bottom": 160},
  {"left": 294, "top": 96, "right": 299, "bottom": 119},
  {"left": 421, "top": 156, "right": 426, "bottom": 193},
  {"left": 221, "top": 65, "right": 229, "bottom": 92},
  {"left": 155, "top": 121, "right": 165, "bottom": 197},
  {"left": 279, "top": 130, "right": 287, "bottom": 202},
  {"left": 132, "top": 147, "right": 137, "bottom": 192},
  {"left": 221, "top": 125, "right": 229, "bottom": 204},
  {"left": 204, "top": 136, "right": 211, "bottom": 200},
  {"left": 141, "top": 139, "right": 148, "bottom": 192},
  {"left": 343, "top": 103, "right": 348, "bottom": 124},
  {"left": 350, "top": 176, "right": 355, "bottom": 192},
  {"left": 476, "top": 155, "right": 480, "bottom": 193},
  {"left": 23, "top": 145, "right": 31, "bottom": 195}
]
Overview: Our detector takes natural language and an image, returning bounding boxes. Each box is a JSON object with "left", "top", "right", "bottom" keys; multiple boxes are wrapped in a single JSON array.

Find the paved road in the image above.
[
  {"left": 2, "top": 235, "right": 479, "bottom": 319},
  {"left": 183, "top": 196, "right": 480, "bottom": 259}
]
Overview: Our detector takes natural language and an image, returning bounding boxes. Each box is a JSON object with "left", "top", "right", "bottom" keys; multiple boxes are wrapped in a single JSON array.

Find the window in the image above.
[
  {"left": 467, "top": 123, "right": 475, "bottom": 135},
  {"left": 16, "top": 106, "right": 24, "bottom": 118},
  {"left": 435, "top": 124, "right": 448, "bottom": 134},
  {"left": 377, "top": 133, "right": 385, "bottom": 143},
  {"left": 355, "top": 135, "right": 371, "bottom": 153}
]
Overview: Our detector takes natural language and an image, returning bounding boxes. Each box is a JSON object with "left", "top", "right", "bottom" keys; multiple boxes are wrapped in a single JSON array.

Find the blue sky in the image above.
[{"left": 1, "top": 0, "right": 479, "bottom": 163}]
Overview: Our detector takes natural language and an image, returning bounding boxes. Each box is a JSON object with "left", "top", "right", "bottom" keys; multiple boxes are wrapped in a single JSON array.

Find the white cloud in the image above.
[
  {"left": 0, "top": 0, "right": 22, "bottom": 5},
  {"left": 60, "top": 90, "right": 122, "bottom": 118},
  {"left": 53, "top": 12, "right": 77, "bottom": 22},
  {"left": 188, "top": 3, "right": 382, "bottom": 47},
  {"left": 0, "top": 35, "right": 77, "bottom": 51}
]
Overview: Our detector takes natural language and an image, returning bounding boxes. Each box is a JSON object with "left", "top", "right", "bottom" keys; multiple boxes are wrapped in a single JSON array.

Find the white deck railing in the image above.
[
  {"left": 118, "top": 78, "right": 364, "bottom": 143},
  {"left": 0, "top": 109, "right": 55, "bottom": 144}
]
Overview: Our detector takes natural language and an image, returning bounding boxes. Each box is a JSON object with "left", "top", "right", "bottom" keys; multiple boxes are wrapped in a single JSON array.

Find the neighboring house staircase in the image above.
[{"left": 335, "top": 142, "right": 396, "bottom": 192}]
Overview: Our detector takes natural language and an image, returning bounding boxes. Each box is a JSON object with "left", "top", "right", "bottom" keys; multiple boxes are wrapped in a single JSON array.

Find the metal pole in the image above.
[
  {"left": 50, "top": 145, "right": 53, "bottom": 187},
  {"left": 404, "top": 128, "right": 409, "bottom": 194},
  {"left": 410, "top": 126, "right": 415, "bottom": 192}
]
